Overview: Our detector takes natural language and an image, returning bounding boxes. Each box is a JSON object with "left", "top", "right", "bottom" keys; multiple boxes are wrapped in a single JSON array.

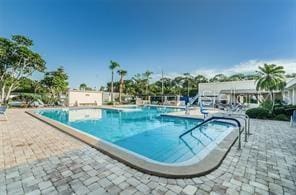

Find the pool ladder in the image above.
[{"left": 179, "top": 116, "right": 248, "bottom": 150}]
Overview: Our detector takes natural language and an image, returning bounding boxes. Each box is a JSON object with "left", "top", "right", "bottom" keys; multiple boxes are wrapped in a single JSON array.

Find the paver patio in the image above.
[{"left": 0, "top": 109, "right": 296, "bottom": 195}]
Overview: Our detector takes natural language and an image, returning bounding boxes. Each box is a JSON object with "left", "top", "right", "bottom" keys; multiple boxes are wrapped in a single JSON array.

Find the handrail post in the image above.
[
  {"left": 248, "top": 117, "right": 251, "bottom": 135},
  {"left": 221, "top": 112, "right": 250, "bottom": 142},
  {"left": 238, "top": 126, "right": 241, "bottom": 150},
  {"left": 244, "top": 119, "right": 247, "bottom": 142}
]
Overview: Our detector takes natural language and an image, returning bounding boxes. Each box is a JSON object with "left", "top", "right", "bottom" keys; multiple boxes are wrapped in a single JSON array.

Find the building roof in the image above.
[
  {"left": 285, "top": 78, "right": 296, "bottom": 89},
  {"left": 198, "top": 78, "right": 295, "bottom": 96},
  {"left": 220, "top": 89, "right": 269, "bottom": 94}
]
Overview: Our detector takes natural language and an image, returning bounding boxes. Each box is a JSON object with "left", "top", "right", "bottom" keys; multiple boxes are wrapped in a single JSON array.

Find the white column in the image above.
[{"left": 293, "top": 88, "right": 296, "bottom": 105}]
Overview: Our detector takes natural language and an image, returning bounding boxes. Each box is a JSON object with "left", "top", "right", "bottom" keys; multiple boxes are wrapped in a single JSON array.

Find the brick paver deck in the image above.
[{"left": 0, "top": 109, "right": 296, "bottom": 195}]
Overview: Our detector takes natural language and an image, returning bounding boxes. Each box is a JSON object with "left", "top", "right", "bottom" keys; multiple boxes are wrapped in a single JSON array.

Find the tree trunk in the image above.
[
  {"left": 270, "top": 90, "right": 274, "bottom": 113},
  {"left": 111, "top": 71, "right": 114, "bottom": 102},
  {"left": 119, "top": 77, "right": 123, "bottom": 103},
  {"left": 146, "top": 82, "right": 148, "bottom": 97},
  {"left": 187, "top": 80, "right": 189, "bottom": 96},
  {"left": 1, "top": 84, "right": 5, "bottom": 104},
  {"left": 4, "top": 84, "right": 15, "bottom": 104}
]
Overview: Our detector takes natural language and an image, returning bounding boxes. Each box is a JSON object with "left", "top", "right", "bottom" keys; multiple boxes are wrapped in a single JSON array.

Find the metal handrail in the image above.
[
  {"left": 215, "top": 112, "right": 250, "bottom": 142},
  {"left": 179, "top": 116, "right": 242, "bottom": 149}
]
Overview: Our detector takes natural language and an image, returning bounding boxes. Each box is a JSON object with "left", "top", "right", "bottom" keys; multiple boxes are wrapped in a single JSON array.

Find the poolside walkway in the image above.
[{"left": 1, "top": 109, "right": 296, "bottom": 195}]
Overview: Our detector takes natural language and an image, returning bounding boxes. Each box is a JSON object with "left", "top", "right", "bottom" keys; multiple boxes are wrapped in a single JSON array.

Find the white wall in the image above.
[
  {"left": 285, "top": 78, "right": 296, "bottom": 105},
  {"left": 68, "top": 90, "right": 102, "bottom": 106},
  {"left": 288, "top": 88, "right": 296, "bottom": 105}
]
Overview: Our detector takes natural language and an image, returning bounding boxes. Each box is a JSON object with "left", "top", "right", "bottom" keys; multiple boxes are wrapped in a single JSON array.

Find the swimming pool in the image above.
[
  {"left": 35, "top": 106, "right": 235, "bottom": 164},
  {"left": 30, "top": 106, "right": 238, "bottom": 176}
]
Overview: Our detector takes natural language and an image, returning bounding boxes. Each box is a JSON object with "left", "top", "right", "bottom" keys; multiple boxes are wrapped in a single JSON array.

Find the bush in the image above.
[
  {"left": 246, "top": 108, "right": 271, "bottom": 119},
  {"left": 274, "top": 105, "right": 296, "bottom": 117},
  {"left": 40, "top": 95, "right": 52, "bottom": 104},
  {"left": 260, "top": 100, "right": 273, "bottom": 111},
  {"left": 273, "top": 114, "right": 289, "bottom": 121},
  {"left": 273, "top": 107, "right": 286, "bottom": 115}
]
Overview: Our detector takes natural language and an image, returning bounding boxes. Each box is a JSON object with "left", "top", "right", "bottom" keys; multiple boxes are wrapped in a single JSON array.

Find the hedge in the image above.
[
  {"left": 246, "top": 105, "right": 296, "bottom": 121},
  {"left": 245, "top": 108, "right": 271, "bottom": 119},
  {"left": 273, "top": 114, "right": 289, "bottom": 121}
]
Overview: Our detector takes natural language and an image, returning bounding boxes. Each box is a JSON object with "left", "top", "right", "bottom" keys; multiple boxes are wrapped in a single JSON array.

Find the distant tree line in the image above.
[{"left": 102, "top": 61, "right": 292, "bottom": 98}]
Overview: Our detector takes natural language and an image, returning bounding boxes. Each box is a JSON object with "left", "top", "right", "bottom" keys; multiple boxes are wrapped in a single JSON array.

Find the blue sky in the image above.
[{"left": 1, "top": 0, "right": 296, "bottom": 88}]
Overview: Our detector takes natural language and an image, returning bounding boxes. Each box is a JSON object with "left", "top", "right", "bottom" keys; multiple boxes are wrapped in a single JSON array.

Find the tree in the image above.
[
  {"left": 132, "top": 73, "right": 145, "bottom": 96},
  {"left": 79, "top": 83, "right": 87, "bottom": 90},
  {"left": 79, "top": 83, "right": 93, "bottom": 91},
  {"left": 124, "top": 79, "right": 137, "bottom": 96},
  {"left": 228, "top": 73, "right": 245, "bottom": 81},
  {"left": 172, "top": 76, "right": 184, "bottom": 95},
  {"left": 210, "top": 74, "right": 228, "bottom": 82},
  {"left": 256, "top": 64, "right": 286, "bottom": 111},
  {"left": 245, "top": 73, "right": 260, "bottom": 80},
  {"left": 154, "top": 77, "right": 173, "bottom": 95},
  {"left": 143, "top": 70, "right": 153, "bottom": 96},
  {"left": 0, "top": 35, "right": 46, "bottom": 103},
  {"left": 117, "top": 69, "right": 127, "bottom": 103},
  {"left": 109, "top": 60, "right": 120, "bottom": 102},
  {"left": 183, "top": 73, "right": 193, "bottom": 96},
  {"left": 31, "top": 80, "right": 42, "bottom": 94},
  {"left": 193, "top": 75, "right": 208, "bottom": 94},
  {"left": 41, "top": 67, "right": 68, "bottom": 103}
]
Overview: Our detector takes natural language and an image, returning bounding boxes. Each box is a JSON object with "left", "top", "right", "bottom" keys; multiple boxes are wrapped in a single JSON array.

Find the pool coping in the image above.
[{"left": 26, "top": 109, "right": 240, "bottom": 178}]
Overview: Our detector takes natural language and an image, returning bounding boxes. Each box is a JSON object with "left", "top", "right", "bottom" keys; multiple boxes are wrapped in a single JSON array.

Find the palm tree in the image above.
[
  {"left": 109, "top": 60, "right": 120, "bottom": 102},
  {"left": 117, "top": 69, "right": 127, "bottom": 103},
  {"left": 143, "top": 70, "right": 153, "bottom": 96},
  {"left": 256, "top": 64, "right": 286, "bottom": 111}
]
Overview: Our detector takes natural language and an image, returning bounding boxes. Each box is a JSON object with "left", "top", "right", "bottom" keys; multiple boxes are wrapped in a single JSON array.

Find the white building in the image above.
[
  {"left": 198, "top": 78, "right": 296, "bottom": 106},
  {"left": 284, "top": 79, "right": 296, "bottom": 105},
  {"left": 67, "top": 90, "right": 103, "bottom": 107}
]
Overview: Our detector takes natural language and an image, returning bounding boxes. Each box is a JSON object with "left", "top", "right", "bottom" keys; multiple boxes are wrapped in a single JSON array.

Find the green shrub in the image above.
[
  {"left": 260, "top": 100, "right": 273, "bottom": 111},
  {"left": 106, "top": 101, "right": 114, "bottom": 105},
  {"left": 40, "top": 95, "right": 52, "bottom": 104},
  {"left": 246, "top": 108, "right": 271, "bottom": 119},
  {"left": 285, "top": 107, "right": 296, "bottom": 116},
  {"left": 273, "top": 107, "right": 286, "bottom": 115},
  {"left": 273, "top": 114, "right": 289, "bottom": 121},
  {"left": 273, "top": 105, "right": 296, "bottom": 117}
]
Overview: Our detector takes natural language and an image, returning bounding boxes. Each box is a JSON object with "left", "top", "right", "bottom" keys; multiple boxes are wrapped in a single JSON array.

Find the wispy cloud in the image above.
[{"left": 152, "top": 59, "right": 296, "bottom": 80}]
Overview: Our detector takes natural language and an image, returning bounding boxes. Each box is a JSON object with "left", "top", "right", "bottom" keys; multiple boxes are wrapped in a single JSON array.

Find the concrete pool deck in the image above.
[{"left": 1, "top": 109, "right": 296, "bottom": 194}]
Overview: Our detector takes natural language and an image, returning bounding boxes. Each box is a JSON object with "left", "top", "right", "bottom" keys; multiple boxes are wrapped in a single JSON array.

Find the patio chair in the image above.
[
  {"left": 0, "top": 106, "right": 8, "bottom": 121},
  {"left": 200, "top": 103, "right": 209, "bottom": 119},
  {"left": 290, "top": 110, "right": 296, "bottom": 127}
]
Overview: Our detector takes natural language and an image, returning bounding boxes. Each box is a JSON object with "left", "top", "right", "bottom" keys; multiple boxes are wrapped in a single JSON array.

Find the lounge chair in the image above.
[
  {"left": 291, "top": 110, "right": 296, "bottom": 127},
  {"left": 0, "top": 106, "right": 8, "bottom": 121}
]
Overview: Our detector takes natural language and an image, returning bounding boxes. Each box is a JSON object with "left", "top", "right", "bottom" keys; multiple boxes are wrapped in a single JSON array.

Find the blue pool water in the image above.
[{"left": 37, "top": 107, "right": 234, "bottom": 164}]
